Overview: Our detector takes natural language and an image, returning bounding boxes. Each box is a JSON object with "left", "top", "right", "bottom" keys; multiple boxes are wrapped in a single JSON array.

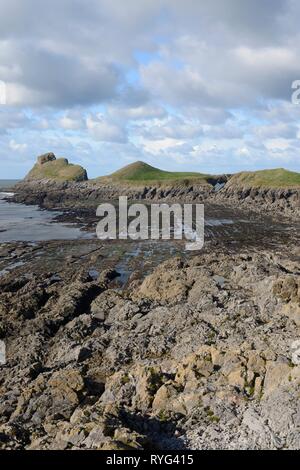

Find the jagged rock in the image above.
[
  {"left": 113, "top": 427, "right": 148, "bottom": 449},
  {"left": 133, "top": 258, "right": 190, "bottom": 303},
  {"left": 37, "top": 153, "right": 56, "bottom": 165},
  {"left": 273, "top": 276, "right": 299, "bottom": 304},
  {"left": 263, "top": 361, "right": 291, "bottom": 398},
  {"left": 1, "top": 245, "right": 299, "bottom": 450}
]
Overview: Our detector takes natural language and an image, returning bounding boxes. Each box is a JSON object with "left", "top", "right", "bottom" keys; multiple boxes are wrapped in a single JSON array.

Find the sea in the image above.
[
  {"left": 0, "top": 186, "right": 92, "bottom": 242},
  {"left": 0, "top": 179, "right": 20, "bottom": 190}
]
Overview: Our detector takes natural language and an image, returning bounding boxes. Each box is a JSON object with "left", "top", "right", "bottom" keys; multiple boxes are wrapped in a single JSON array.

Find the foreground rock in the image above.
[{"left": 0, "top": 243, "right": 299, "bottom": 450}]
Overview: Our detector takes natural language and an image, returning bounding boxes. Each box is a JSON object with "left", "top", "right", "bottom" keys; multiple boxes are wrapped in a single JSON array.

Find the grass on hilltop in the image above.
[
  {"left": 96, "top": 161, "right": 212, "bottom": 186},
  {"left": 26, "top": 158, "right": 87, "bottom": 182},
  {"left": 25, "top": 158, "right": 300, "bottom": 190},
  {"left": 228, "top": 168, "right": 300, "bottom": 189}
]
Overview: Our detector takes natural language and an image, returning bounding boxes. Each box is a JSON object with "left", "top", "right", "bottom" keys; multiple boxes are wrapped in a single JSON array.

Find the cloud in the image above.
[
  {"left": 137, "top": 115, "right": 204, "bottom": 140},
  {"left": 0, "top": 0, "right": 300, "bottom": 176},
  {"left": 0, "top": 0, "right": 161, "bottom": 107},
  {"left": 0, "top": 1, "right": 298, "bottom": 109},
  {"left": 9, "top": 139, "right": 27, "bottom": 152},
  {"left": 108, "top": 103, "right": 167, "bottom": 121},
  {"left": 59, "top": 110, "right": 85, "bottom": 130},
  {"left": 0, "top": 42, "right": 120, "bottom": 107},
  {"left": 254, "top": 122, "right": 298, "bottom": 139},
  {"left": 0, "top": 108, "right": 31, "bottom": 130},
  {"left": 86, "top": 114, "right": 127, "bottom": 143}
]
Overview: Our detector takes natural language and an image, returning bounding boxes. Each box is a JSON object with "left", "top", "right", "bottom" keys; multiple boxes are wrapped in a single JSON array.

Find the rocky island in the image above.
[
  {"left": 0, "top": 153, "right": 299, "bottom": 450},
  {"left": 24, "top": 152, "right": 88, "bottom": 183}
]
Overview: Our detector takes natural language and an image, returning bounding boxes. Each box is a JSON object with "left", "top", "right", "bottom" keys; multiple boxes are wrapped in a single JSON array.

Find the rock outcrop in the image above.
[
  {"left": 0, "top": 242, "right": 299, "bottom": 450},
  {"left": 37, "top": 153, "right": 56, "bottom": 166},
  {"left": 213, "top": 185, "right": 300, "bottom": 220},
  {"left": 24, "top": 153, "right": 88, "bottom": 183},
  {"left": 12, "top": 179, "right": 212, "bottom": 208}
]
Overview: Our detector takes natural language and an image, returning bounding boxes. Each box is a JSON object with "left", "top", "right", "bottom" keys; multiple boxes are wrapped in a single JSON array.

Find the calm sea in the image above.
[
  {"left": 0, "top": 192, "right": 92, "bottom": 242},
  {"left": 0, "top": 180, "right": 20, "bottom": 190}
]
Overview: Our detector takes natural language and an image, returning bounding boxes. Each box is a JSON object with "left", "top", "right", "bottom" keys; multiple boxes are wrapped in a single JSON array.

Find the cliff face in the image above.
[
  {"left": 212, "top": 185, "right": 300, "bottom": 219},
  {"left": 12, "top": 177, "right": 300, "bottom": 220},
  {"left": 12, "top": 179, "right": 212, "bottom": 208},
  {"left": 210, "top": 168, "right": 300, "bottom": 219}
]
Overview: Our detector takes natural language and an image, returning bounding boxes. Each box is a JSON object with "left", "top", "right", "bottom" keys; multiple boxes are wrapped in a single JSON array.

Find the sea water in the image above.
[{"left": 0, "top": 192, "right": 92, "bottom": 242}]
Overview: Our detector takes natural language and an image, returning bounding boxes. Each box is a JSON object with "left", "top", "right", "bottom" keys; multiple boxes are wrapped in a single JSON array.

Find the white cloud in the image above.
[
  {"left": 59, "top": 111, "right": 84, "bottom": 130},
  {"left": 235, "top": 46, "right": 296, "bottom": 69},
  {"left": 86, "top": 114, "right": 127, "bottom": 143},
  {"left": 0, "top": 108, "right": 30, "bottom": 130},
  {"left": 141, "top": 137, "right": 184, "bottom": 155},
  {"left": 254, "top": 122, "right": 298, "bottom": 139},
  {"left": 0, "top": 0, "right": 300, "bottom": 175},
  {"left": 9, "top": 139, "right": 27, "bottom": 152},
  {"left": 265, "top": 138, "right": 291, "bottom": 151},
  {"left": 235, "top": 147, "right": 250, "bottom": 157}
]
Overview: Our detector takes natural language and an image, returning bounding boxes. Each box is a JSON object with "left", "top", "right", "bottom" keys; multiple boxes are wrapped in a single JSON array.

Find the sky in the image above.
[{"left": 0, "top": 0, "right": 300, "bottom": 179}]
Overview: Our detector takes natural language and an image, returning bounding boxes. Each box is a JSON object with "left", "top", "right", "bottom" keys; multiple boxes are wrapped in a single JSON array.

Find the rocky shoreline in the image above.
[
  {"left": 0, "top": 236, "right": 299, "bottom": 450},
  {"left": 11, "top": 178, "right": 300, "bottom": 221},
  {"left": 1, "top": 169, "right": 300, "bottom": 450},
  {"left": 214, "top": 184, "right": 300, "bottom": 220}
]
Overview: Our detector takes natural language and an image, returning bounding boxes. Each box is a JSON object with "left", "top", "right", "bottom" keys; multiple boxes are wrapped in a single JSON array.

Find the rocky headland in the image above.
[
  {"left": 12, "top": 155, "right": 300, "bottom": 220},
  {"left": 24, "top": 153, "right": 88, "bottom": 183}
]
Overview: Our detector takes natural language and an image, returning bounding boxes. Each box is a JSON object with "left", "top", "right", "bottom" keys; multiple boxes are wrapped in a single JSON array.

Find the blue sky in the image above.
[{"left": 0, "top": 0, "right": 300, "bottom": 179}]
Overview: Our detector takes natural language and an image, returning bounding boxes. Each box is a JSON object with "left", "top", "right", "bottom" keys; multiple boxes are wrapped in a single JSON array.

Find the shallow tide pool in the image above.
[{"left": 0, "top": 193, "right": 92, "bottom": 242}]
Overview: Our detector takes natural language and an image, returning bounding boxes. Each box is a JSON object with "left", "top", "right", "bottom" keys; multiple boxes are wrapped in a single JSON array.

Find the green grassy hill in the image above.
[
  {"left": 96, "top": 161, "right": 212, "bottom": 185},
  {"left": 24, "top": 156, "right": 300, "bottom": 190},
  {"left": 25, "top": 157, "right": 88, "bottom": 182},
  {"left": 227, "top": 168, "right": 300, "bottom": 189}
]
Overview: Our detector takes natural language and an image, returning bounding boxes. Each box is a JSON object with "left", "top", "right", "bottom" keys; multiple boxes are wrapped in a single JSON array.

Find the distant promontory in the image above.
[
  {"left": 25, "top": 152, "right": 88, "bottom": 182},
  {"left": 13, "top": 153, "right": 300, "bottom": 220}
]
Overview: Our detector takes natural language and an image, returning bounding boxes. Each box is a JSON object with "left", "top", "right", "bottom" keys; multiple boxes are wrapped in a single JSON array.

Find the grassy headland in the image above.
[
  {"left": 26, "top": 157, "right": 88, "bottom": 182},
  {"left": 227, "top": 168, "right": 300, "bottom": 190},
  {"left": 23, "top": 155, "right": 300, "bottom": 191}
]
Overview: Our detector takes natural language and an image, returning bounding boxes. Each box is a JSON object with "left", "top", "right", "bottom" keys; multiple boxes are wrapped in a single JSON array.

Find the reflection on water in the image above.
[
  {"left": 0, "top": 260, "right": 25, "bottom": 277},
  {"left": 1, "top": 192, "right": 296, "bottom": 246},
  {"left": 0, "top": 193, "right": 92, "bottom": 242},
  {"left": 1, "top": 195, "right": 298, "bottom": 288},
  {"left": 114, "top": 240, "right": 180, "bottom": 288}
]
